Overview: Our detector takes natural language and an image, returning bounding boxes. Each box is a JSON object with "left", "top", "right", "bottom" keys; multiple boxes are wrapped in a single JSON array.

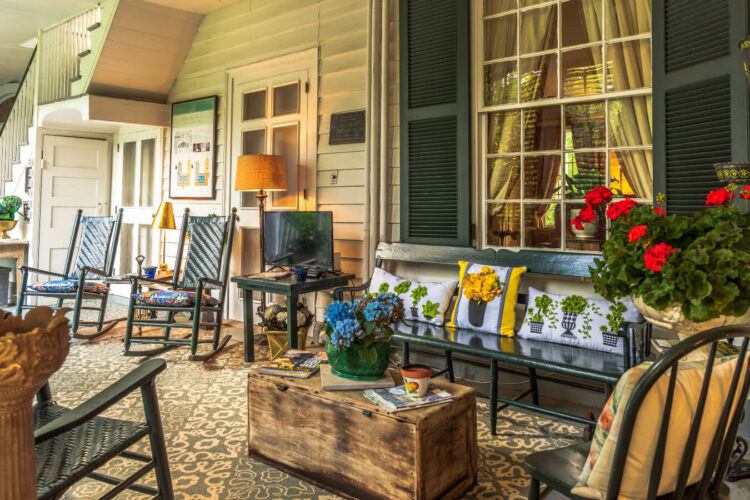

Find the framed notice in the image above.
[{"left": 169, "top": 96, "right": 217, "bottom": 199}]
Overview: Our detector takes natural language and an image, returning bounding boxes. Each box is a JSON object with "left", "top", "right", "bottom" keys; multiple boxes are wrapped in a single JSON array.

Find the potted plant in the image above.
[
  {"left": 526, "top": 294, "right": 554, "bottom": 333},
  {"left": 601, "top": 302, "right": 626, "bottom": 347},
  {"left": 323, "top": 292, "right": 405, "bottom": 380},
  {"left": 560, "top": 295, "right": 588, "bottom": 338},
  {"left": 257, "top": 302, "right": 314, "bottom": 360},
  {"left": 576, "top": 184, "right": 750, "bottom": 340},
  {"left": 566, "top": 160, "right": 607, "bottom": 240},
  {"left": 409, "top": 285, "right": 427, "bottom": 317},
  {"left": 422, "top": 300, "right": 439, "bottom": 320},
  {"left": 0, "top": 195, "right": 22, "bottom": 239},
  {"left": 461, "top": 266, "right": 504, "bottom": 327}
]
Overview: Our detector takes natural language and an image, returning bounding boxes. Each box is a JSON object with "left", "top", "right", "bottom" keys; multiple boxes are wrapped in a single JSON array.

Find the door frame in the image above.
[{"left": 223, "top": 48, "right": 319, "bottom": 320}]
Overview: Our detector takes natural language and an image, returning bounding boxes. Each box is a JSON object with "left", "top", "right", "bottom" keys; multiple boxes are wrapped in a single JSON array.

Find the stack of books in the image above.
[
  {"left": 363, "top": 386, "right": 453, "bottom": 413},
  {"left": 257, "top": 350, "right": 326, "bottom": 379}
]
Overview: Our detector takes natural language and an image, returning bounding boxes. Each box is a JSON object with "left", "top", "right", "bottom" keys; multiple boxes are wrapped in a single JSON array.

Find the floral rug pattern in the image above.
[{"left": 46, "top": 317, "right": 583, "bottom": 499}]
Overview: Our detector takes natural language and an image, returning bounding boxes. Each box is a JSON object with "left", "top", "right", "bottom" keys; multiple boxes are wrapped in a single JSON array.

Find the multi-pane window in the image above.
[{"left": 479, "top": 0, "right": 652, "bottom": 251}]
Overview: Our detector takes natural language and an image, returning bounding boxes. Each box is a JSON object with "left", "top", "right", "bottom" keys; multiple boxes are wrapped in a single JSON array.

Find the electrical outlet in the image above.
[{"left": 329, "top": 170, "right": 338, "bottom": 185}]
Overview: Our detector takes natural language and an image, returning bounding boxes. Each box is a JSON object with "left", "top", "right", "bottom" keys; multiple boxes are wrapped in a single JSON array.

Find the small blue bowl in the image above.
[
  {"left": 143, "top": 266, "right": 157, "bottom": 278},
  {"left": 293, "top": 266, "right": 308, "bottom": 282}
]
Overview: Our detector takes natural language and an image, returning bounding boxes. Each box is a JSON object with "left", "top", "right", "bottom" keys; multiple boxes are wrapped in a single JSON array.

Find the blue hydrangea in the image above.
[
  {"left": 324, "top": 301, "right": 356, "bottom": 325},
  {"left": 331, "top": 318, "right": 364, "bottom": 349}
]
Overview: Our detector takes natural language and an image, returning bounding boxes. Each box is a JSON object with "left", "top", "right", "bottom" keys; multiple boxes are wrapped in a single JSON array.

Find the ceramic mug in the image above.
[
  {"left": 143, "top": 266, "right": 157, "bottom": 279},
  {"left": 293, "top": 266, "right": 308, "bottom": 282},
  {"left": 401, "top": 363, "right": 432, "bottom": 397}
]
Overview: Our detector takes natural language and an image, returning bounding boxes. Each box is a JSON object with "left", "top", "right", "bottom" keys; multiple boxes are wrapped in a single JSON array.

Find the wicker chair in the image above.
[
  {"left": 35, "top": 358, "right": 173, "bottom": 499},
  {"left": 16, "top": 208, "right": 123, "bottom": 338},
  {"left": 123, "top": 208, "right": 237, "bottom": 361},
  {"left": 524, "top": 325, "right": 750, "bottom": 499}
]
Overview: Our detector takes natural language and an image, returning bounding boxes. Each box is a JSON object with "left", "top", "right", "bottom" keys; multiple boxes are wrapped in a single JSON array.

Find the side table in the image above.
[{"left": 231, "top": 273, "right": 355, "bottom": 362}]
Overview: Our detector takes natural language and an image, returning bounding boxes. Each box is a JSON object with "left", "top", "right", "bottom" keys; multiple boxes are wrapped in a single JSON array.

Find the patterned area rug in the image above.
[{"left": 47, "top": 319, "right": 584, "bottom": 499}]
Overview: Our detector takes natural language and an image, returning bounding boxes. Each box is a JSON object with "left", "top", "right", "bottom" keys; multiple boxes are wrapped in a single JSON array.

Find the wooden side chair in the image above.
[
  {"left": 123, "top": 208, "right": 237, "bottom": 361},
  {"left": 524, "top": 324, "right": 750, "bottom": 499},
  {"left": 35, "top": 358, "right": 173, "bottom": 499},
  {"left": 16, "top": 208, "right": 123, "bottom": 338}
]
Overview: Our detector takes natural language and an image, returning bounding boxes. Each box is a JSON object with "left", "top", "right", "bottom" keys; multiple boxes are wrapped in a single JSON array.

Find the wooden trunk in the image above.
[{"left": 247, "top": 369, "right": 477, "bottom": 500}]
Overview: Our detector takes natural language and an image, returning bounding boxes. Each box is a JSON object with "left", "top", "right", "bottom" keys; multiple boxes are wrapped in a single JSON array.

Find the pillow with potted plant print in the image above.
[
  {"left": 516, "top": 287, "right": 641, "bottom": 353},
  {"left": 446, "top": 262, "right": 526, "bottom": 336},
  {"left": 367, "top": 268, "right": 457, "bottom": 326}
]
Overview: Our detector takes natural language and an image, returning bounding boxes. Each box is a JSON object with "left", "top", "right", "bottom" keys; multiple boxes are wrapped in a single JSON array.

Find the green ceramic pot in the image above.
[{"left": 326, "top": 339, "right": 391, "bottom": 380}]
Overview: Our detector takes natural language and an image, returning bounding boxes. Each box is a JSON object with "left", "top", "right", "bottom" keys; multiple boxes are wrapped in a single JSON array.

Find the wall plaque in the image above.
[{"left": 329, "top": 110, "right": 366, "bottom": 145}]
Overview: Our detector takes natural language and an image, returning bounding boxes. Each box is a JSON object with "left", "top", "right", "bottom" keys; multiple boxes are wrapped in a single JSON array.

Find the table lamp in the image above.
[{"left": 152, "top": 200, "right": 176, "bottom": 266}]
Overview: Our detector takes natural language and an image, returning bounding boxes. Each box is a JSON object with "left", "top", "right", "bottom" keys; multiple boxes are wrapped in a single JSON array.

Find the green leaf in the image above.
[{"left": 361, "top": 345, "right": 378, "bottom": 365}]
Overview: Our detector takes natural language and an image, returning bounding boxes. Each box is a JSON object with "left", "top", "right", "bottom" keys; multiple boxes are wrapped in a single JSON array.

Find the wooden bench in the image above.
[{"left": 333, "top": 242, "right": 652, "bottom": 433}]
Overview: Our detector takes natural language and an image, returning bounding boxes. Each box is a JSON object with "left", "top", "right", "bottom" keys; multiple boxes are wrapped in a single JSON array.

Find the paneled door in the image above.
[{"left": 38, "top": 135, "right": 110, "bottom": 273}]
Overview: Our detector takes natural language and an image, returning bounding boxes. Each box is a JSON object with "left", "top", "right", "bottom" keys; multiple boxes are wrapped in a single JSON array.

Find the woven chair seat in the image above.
[{"left": 35, "top": 402, "right": 149, "bottom": 499}]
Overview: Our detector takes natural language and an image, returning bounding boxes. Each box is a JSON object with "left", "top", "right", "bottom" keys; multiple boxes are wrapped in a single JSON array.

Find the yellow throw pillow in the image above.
[
  {"left": 447, "top": 261, "right": 526, "bottom": 336},
  {"left": 573, "top": 354, "right": 747, "bottom": 499}
]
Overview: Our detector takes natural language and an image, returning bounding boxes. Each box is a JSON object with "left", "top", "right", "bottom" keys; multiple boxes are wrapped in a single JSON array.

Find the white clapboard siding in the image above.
[{"left": 165, "top": 0, "right": 369, "bottom": 277}]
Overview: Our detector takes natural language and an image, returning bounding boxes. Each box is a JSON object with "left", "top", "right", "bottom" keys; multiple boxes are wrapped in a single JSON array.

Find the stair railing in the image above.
[{"left": 0, "top": 49, "right": 37, "bottom": 183}]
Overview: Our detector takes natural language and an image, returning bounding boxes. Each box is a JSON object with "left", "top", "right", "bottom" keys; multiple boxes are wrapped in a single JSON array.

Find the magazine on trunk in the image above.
[
  {"left": 363, "top": 385, "right": 453, "bottom": 413},
  {"left": 257, "top": 350, "right": 326, "bottom": 379}
]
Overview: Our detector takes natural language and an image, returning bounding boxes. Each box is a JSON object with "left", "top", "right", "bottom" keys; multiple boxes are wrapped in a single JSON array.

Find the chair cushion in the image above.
[
  {"left": 572, "top": 354, "right": 744, "bottom": 499},
  {"left": 516, "top": 287, "right": 641, "bottom": 354},
  {"left": 34, "top": 402, "right": 149, "bottom": 500},
  {"left": 367, "top": 267, "right": 458, "bottom": 326},
  {"left": 446, "top": 261, "right": 526, "bottom": 336},
  {"left": 134, "top": 290, "right": 219, "bottom": 307},
  {"left": 29, "top": 279, "right": 108, "bottom": 294}
]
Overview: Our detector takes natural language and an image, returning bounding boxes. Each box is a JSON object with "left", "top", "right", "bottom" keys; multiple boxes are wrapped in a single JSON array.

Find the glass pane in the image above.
[
  {"left": 121, "top": 141, "right": 136, "bottom": 206},
  {"left": 523, "top": 106, "right": 561, "bottom": 152},
  {"left": 484, "top": 0, "right": 516, "bottom": 15},
  {"left": 520, "top": 54, "right": 557, "bottom": 101},
  {"left": 610, "top": 150, "right": 652, "bottom": 199},
  {"left": 525, "top": 155, "right": 562, "bottom": 199},
  {"left": 606, "top": 0, "right": 650, "bottom": 38},
  {"left": 119, "top": 223, "right": 133, "bottom": 274},
  {"left": 138, "top": 224, "right": 154, "bottom": 265},
  {"left": 273, "top": 82, "right": 299, "bottom": 116},
  {"left": 242, "top": 129, "right": 266, "bottom": 155},
  {"left": 606, "top": 40, "right": 651, "bottom": 91},
  {"left": 271, "top": 124, "right": 299, "bottom": 209},
  {"left": 562, "top": 48, "right": 603, "bottom": 96},
  {"left": 139, "top": 138, "right": 155, "bottom": 207},
  {"left": 565, "top": 151, "right": 606, "bottom": 199},
  {"left": 487, "top": 157, "right": 521, "bottom": 200},
  {"left": 243, "top": 89, "right": 266, "bottom": 120},
  {"left": 487, "top": 111, "right": 521, "bottom": 153},
  {"left": 565, "top": 101, "right": 605, "bottom": 149},
  {"left": 562, "top": 0, "right": 602, "bottom": 46},
  {"left": 484, "top": 61, "right": 519, "bottom": 105},
  {"left": 484, "top": 14, "right": 517, "bottom": 60},
  {"left": 487, "top": 203, "right": 521, "bottom": 247},
  {"left": 525, "top": 203, "right": 560, "bottom": 249},
  {"left": 521, "top": 0, "right": 547, "bottom": 6},
  {"left": 566, "top": 203, "right": 605, "bottom": 251},
  {"left": 608, "top": 97, "right": 652, "bottom": 147},
  {"left": 520, "top": 6, "right": 557, "bottom": 54}
]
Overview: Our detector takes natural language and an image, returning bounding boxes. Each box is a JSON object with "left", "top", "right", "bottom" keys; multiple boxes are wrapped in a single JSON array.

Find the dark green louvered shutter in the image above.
[
  {"left": 399, "top": 0, "right": 470, "bottom": 245},
  {"left": 653, "top": 0, "right": 750, "bottom": 216}
]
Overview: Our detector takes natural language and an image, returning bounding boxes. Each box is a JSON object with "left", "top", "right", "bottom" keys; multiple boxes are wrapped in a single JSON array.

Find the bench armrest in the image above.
[
  {"left": 332, "top": 281, "right": 370, "bottom": 301},
  {"left": 18, "top": 266, "right": 67, "bottom": 279},
  {"left": 618, "top": 319, "right": 652, "bottom": 368},
  {"left": 34, "top": 359, "right": 167, "bottom": 444}
]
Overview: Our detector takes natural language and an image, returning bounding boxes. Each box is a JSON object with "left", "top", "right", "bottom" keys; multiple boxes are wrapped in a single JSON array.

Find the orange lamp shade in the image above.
[{"left": 234, "top": 154, "right": 287, "bottom": 192}]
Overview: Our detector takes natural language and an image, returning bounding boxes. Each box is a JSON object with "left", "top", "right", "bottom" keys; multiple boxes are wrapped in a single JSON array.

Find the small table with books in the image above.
[{"left": 247, "top": 358, "right": 477, "bottom": 500}]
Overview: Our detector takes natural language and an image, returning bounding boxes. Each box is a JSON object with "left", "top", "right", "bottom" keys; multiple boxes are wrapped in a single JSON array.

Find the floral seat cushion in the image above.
[
  {"left": 30, "top": 279, "right": 109, "bottom": 294},
  {"left": 134, "top": 290, "right": 219, "bottom": 307}
]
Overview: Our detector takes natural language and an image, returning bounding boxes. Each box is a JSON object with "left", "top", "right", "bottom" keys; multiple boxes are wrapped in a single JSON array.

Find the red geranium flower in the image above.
[
  {"left": 653, "top": 207, "right": 666, "bottom": 216},
  {"left": 740, "top": 186, "right": 750, "bottom": 200},
  {"left": 579, "top": 205, "right": 596, "bottom": 222},
  {"left": 572, "top": 216, "right": 584, "bottom": 231},
  {"left": 644, "top": 243, "right": 676, "bottom": 272},
  {"left": 585, "top": 187, "right": 613, "bottom": 208},
  {"left": 705, "top": 188, "right": 735, "bottom": 207},
  {"left": 628, "top": 225, "right": 648, "bottom": 243},
  {"left": 606, "top": 198, "right": 638, "bottom": 221}
]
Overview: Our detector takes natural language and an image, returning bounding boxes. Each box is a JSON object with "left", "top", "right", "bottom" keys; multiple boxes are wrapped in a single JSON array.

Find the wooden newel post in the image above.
[{"left": 0, "top": 308, "right": 71, "bottom": 499}]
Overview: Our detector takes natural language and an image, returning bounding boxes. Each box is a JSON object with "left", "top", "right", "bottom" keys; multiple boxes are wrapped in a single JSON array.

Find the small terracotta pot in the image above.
[{"left": 401, "top": 363, "right": 432, "bottom": 397}]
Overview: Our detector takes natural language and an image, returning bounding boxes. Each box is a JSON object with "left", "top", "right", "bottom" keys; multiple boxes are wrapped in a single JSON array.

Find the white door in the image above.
[
  {"left": 226, "top": 50, "right": 318, "bottom": 320},
  {"left": 112, "top": 130, "right": 160, "bottom": 277},
  {"left": 38, "top": 135, "right": 110, "bottom": 273}
]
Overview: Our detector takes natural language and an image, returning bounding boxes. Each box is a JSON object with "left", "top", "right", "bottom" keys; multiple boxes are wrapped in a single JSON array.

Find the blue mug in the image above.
[
  {"left": 293, "top": 266, "right": 308, "bottom": 282},
  {"left": 143, "top": 266, "right": 157, "bottom": 278}
]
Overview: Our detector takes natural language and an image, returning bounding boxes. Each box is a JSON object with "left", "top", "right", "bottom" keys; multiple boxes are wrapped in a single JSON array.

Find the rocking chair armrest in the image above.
[
  {"left": 332, "top": 281, "right": 370, "bottom": 300},
  {"left": 81, "top": 266, "right": 108, "bottom": 278},
  {"left": 18, "top": 266, "right": 67, "bottom": 279},
  {"left": 34, "top": 359, "right": 167, "bottom": 444},
  {"left": 128, "top": 275, "right": 175, "bottom": 287},
  {"left": 198, "top": 277, "right": 224, "bottom": 288}
]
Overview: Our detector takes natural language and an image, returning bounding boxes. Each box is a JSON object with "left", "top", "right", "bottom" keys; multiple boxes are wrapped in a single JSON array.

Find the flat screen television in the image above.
[{"left": 263, "top": 211, "right": 334, "bottom": 270}]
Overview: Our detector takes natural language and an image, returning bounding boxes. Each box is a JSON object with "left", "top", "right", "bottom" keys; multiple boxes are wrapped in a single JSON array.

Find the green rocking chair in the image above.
[
  {"left": 123, "top": 208, "right": 237, "bottom": 361},
  {"left": 524, "top": 324, "right": 750, "bottom": 499}
]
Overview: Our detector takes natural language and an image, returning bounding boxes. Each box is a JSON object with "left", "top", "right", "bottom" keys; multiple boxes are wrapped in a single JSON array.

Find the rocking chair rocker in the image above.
[{"left": 123, "top": 208, "right": 237, "bottom": 361}]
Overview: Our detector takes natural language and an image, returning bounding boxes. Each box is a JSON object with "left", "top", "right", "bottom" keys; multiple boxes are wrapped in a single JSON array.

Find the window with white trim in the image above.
[{"left": 478, "top": 0, "right": 652, "bottom": 252}]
